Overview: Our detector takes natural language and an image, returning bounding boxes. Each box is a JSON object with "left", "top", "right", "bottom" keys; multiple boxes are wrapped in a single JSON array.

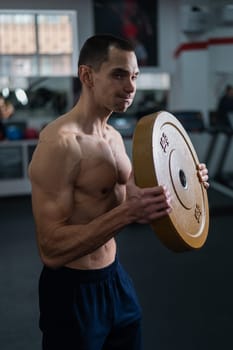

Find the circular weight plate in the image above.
[{"left": 132, "top": 111, "right": 209, "bottom": 252}]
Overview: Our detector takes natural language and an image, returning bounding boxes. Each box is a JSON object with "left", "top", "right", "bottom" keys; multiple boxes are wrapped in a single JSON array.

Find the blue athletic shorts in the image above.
[{"left": 39, "top": 256, "right": 143, "bottom": 349}]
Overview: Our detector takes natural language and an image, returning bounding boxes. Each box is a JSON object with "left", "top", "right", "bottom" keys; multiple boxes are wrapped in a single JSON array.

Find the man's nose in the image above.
[{"left": 124, "top": 79, "right": 136, "bottom": 93}]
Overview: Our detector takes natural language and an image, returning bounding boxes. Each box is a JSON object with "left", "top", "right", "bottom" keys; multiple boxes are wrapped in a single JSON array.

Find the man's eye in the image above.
[{"left": 114, "top": 73, "right": 124, "bottom": 79}]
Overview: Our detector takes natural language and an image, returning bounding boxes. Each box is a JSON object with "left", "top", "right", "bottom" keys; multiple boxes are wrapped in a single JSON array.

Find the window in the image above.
[{"left": 0, "top": 10, "right": 78, "bottom": 76}]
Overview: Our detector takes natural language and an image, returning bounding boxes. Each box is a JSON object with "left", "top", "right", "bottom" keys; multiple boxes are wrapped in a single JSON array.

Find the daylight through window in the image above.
[{"left": 0, "top": 11, "right": 77, "bottom": 76}]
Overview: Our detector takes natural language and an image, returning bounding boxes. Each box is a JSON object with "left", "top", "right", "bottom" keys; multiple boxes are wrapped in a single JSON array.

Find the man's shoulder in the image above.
[{"left": 39, "top": 115, "right": 79, "bottom": 144}]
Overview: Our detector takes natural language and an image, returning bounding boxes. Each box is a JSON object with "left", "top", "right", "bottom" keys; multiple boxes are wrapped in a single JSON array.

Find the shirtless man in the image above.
[
  {"left": 0, "top": 96, "right": 14, "bottom": 120},
  {"left": 29, "top": 34, "right": 209, "bottom": 350},
  {"left": 0, "top": 96, "right": 14, "bottom": 139}
]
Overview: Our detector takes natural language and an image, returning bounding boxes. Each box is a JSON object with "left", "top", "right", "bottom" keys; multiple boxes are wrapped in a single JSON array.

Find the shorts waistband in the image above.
[{"left": 44, "top": 256, "right": 119, "bottom": 283}]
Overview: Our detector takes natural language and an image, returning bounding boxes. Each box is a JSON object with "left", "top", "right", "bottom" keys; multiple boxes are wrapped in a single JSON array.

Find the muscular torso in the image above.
[
  {"left": 68, "top": 130, "right": 130, "bottom": 268},
  {"left": 29, "top": 114, "right": 131, "bottom": 270}
]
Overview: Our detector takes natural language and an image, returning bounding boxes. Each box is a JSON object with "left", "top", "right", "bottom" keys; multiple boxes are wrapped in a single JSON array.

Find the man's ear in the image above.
[{"left": 78, "top": 65, "right": 93, "bottom": 88}]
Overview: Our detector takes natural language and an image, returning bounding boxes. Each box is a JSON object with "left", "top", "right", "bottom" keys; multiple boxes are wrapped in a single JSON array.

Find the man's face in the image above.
[
  {"left": 0, "top": 97, "right": 14, "bottom": 120},
  {"left": 228, "top": 88, "right": 233, "bottom": 98},
  {"left": 92, "top": 46, "right": 139, "bottom": 113}
]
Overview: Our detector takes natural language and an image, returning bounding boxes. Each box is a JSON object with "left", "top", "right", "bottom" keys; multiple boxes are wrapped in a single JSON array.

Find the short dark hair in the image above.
[{"left": 78, "top": 34, "right": 135, "bottom": 71}]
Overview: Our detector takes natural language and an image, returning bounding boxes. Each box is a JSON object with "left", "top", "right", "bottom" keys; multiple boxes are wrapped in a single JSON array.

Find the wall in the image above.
[
  {"left": 157, "top": 0, "right": 180, "bottom": 73},
  {"left": 2, "top": 0, "right": 233, "bottom": 117},
  {"left": 157, "top": 0, "right": 210, "bottom": 120},
  {"left": 168, "top": 1, "right": 233, "bottom": 121},
  {"left": 1, "top": 0, "right": 233, "bottom": 169},
  {"left": 165, "top": 1, "right": 233, "bottom": 175}
]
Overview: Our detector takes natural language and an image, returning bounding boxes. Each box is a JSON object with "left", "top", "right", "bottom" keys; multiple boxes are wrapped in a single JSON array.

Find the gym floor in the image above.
[{"left": 0, "top": 187, "right": 233, "bottom": 350}]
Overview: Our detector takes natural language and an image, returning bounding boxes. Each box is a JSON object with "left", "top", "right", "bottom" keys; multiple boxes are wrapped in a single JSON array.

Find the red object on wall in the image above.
[{"left": 174, "top": 37, "right": 233, "bottom": 58}]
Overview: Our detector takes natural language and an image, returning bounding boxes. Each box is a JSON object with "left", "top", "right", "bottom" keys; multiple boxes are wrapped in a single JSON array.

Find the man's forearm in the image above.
[{"left": 38, "top": 201, "right": 133, "bottom": 268}]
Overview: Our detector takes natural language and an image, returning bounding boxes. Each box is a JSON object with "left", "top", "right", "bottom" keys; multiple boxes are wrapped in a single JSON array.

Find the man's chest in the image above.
[{"left": 74, "top": 137, "right": 131, "bottom": 196}]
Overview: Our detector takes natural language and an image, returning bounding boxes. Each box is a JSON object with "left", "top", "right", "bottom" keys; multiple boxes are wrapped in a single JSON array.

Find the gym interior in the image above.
[{"left": 1, "top": 1, "right": 233, "bottom": 349}]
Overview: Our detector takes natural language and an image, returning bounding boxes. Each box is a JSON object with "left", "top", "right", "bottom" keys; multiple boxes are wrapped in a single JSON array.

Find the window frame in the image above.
[{"left": 0, "top": 9, "right": 78, "bottom": 76}]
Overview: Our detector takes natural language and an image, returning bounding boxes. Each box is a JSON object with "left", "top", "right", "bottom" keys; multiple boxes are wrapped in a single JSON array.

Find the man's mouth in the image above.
[{"left": 120, "top": 96, "right": 133, "bottom": 103}]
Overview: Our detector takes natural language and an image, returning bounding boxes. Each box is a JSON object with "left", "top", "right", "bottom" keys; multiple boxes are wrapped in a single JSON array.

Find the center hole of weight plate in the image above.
[{"left": 179, "top": 169, "right": 187, "bottom": 188}]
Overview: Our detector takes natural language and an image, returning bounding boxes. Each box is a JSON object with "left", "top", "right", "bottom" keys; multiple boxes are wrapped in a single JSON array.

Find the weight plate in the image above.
[{"left": 132, "top": 111, "right": 209, "bottom": 252}]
